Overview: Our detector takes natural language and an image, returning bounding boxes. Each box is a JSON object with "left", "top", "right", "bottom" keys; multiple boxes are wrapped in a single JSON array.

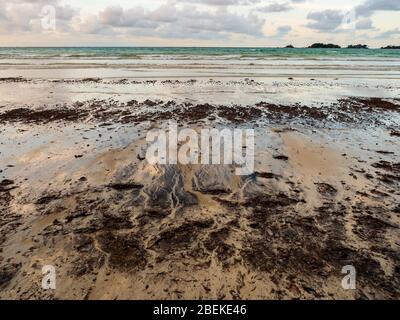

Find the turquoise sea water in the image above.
[
  {"left": 0, "top": 47, "right": 400, "bottom": 60},
  {"left": 1, "top": 47, "right": 399, "bottom": 80}
]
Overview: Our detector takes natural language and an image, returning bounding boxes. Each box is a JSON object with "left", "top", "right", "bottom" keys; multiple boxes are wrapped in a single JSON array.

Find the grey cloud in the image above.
[
  {"left": 258, "top": 2, "right": 292, "bottom": 13},
  {"left": 306, "top": 10, "right": 344, "bottom": 31},
  {"left": 182, "top": 7, "right": 263, "bottom": 35},
  {"left": 98, "top": 6, "right": 157, "bottom": 28},
  {"left": 256, "top": 0, "right": 308, "bottom": 13},
  {"left": 306, "top": 9, "right": 375, "bottom": 33},
  {"left": 356, "top": 18, "right": 374, "bottom": 30},
  {"left": 306, "top": 0, "right": 398, "bottom": 33},
  {"left": 176, "top": 0, "right": 261, "bottom": 6},
  {"left": 148, "top": 5, "right": 179, "bottom": 22},
  {"left": 82, "top": 5, "right": 265, "bottom": 39},
  {"left": 356, "top": 0, "right": 400, "bottom": 17}
]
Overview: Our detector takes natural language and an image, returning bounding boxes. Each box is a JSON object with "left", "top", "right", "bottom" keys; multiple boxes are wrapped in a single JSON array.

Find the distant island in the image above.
[
  {"left": 347, "top": 44, "right": 368, "bottom": 49},
  {"left": 278, "top": 44, "right": 400, "bottom": 49},
  {"left": 308, "top": 43, "right": 341, "bottom": 49},
  {"left": 381, "top": 45, "right": 400, "bottom": 49}
]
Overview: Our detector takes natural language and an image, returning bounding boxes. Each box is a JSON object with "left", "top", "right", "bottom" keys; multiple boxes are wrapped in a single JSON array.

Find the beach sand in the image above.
[{"left": 0, "top": 73, "right": 399, "bottom": 300}]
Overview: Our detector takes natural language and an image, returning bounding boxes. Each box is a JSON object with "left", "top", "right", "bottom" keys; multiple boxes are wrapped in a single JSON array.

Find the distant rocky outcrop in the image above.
[
  {"left": 381, "top": 45, "right": 400, "bottom": 49},
  {"left": 308, "top": 43, "right": 341, "bottom": 49},
  {"left": 347, "top": 44, "right": 368, "bottom": 49},
  {"left": 285, "top": 45, "right": 295, "bottom": 48}
]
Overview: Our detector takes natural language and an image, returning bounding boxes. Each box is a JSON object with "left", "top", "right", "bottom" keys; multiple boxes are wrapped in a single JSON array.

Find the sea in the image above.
[
  {"left": 1, "top": 47, "right": 400, "bottom": 60},
  {"left": 0, "top": 47, "right": 399, "bottom": 80}
]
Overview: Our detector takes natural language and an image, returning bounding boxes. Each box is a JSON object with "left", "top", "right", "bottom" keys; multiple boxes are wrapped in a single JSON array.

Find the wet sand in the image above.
[{"left": 0, "top": 77, "right": 399, "bottom": 300}]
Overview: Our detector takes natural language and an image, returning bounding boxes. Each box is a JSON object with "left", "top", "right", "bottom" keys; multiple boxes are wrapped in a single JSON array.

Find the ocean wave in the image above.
[{"left": 0, "top": 47, "right": 400, "bottom": 61}]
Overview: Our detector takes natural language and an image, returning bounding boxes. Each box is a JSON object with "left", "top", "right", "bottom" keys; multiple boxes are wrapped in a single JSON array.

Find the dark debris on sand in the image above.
[
  {"left": 241, "top": 198, "right": 400, "bottom": 299},
  {"left": 0, "top": 97, "right": 399, "bottom": 128},
  {"left": 97, "top": 231, "right": 148, "bottom": 272},
  {"left": 0, "top": 108, "right": 89, "bottom": 124}
]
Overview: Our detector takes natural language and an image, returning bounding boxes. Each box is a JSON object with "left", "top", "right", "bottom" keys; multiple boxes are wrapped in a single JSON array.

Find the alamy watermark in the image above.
[
  {"left": 145, "top": 121, "right": 255, "bottom": 175},
  {"left": 40, "top": 5, "right": 56, "bottom": 31},
  {"left": 42, "top": 265, "right": 56, "bottom": 290},
  {"left": 341, "top": 8, "right": 357, "bottom": 31},
  {"left": 341, "top": 265, "right": 356, "bottom": 290}
]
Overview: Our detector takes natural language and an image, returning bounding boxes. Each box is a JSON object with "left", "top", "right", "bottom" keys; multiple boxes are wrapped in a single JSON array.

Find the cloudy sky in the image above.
[{"left": 0, "top": 0, "right": 399, "bottom": 47}]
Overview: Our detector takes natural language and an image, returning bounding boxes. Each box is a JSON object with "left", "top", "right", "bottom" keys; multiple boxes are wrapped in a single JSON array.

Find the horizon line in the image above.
[{"left": 0, "top": 45, "right": 398, "bottom": 49}]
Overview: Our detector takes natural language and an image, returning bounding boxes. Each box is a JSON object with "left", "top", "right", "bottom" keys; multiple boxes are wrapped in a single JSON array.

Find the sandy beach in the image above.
[{"left": 0, "top": 49, "right": 399, "bottom": 300}]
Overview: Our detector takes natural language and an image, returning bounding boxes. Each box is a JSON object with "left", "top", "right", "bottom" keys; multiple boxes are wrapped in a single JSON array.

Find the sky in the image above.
[{"left": 0, "top": 0, "right": 399, "bottom": 47}]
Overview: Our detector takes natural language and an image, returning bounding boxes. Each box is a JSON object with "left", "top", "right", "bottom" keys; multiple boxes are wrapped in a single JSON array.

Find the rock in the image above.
[
  {"left": 0, "top": 179, "right": 17, "bottom": 192},
  {"left": 107, "top": 183, "right": 143, "bottom": 190},
  {"left": 273, "top": 155, "right": 289, "bottom": 161}
]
